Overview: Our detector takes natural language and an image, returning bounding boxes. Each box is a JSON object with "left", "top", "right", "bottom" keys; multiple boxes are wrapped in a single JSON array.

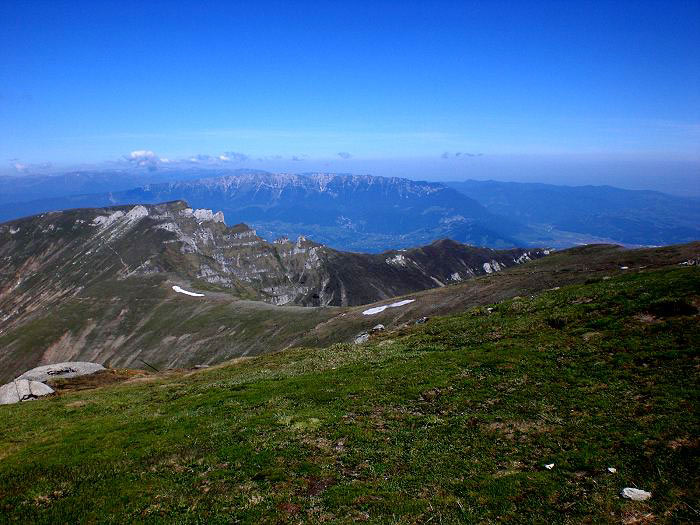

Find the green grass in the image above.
[{"left": 0, "top": 267, "right": 698, "bottom": 523}]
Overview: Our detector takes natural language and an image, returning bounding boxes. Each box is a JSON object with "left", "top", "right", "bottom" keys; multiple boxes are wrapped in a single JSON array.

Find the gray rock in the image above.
[
  {"left": 0, "top": 380, "right": 55, "bottom": 405},
  {"left": 415, "top": 317, "right": 429, "bottom": 324},
  {"left": 621, "top": 487, "right": 651, "bottom": 501},
  {"left": 354, "top": 332, "right": 370, "bottom": 344},
  {"left": 16, "top": 362, "right": 105, "bottom": 382},
  {"left": 371, "top": 324, "right": 385, "bottom": 332}
]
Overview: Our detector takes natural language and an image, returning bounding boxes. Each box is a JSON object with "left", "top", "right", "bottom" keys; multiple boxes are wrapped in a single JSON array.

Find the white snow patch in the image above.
[
  {"left": 544, "top": 463, "right": 554, "bottom": 470},
  {"left": 483, "top": 262, "right": 493, "bottom": 274},
  {"left": 608, "top": 467, "right": 617, "bottom": 473},
  {"left": 362, "top": 299, "right": 415, "bottom": 316},
  {"left": 172, "top": 285, "right": 205, "bottom": 297},
  {"left": 9, "top": 227, "right": 20, "bottom": 235},
  {"left": 450, "top": 272, "right": 462, "bottom": 281}
]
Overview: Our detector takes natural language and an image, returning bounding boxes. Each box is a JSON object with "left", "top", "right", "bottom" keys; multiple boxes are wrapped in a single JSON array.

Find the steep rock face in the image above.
[
  {"left": 0, "top": 200, "right": 548, "bottom": 382},
  {"left": 0, "top": 201, "right": 546, "bottom": 318}
]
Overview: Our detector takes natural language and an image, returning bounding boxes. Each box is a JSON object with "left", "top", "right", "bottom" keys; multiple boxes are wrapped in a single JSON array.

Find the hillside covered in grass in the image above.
[{"left": 1, "top": 266, "right": 698, "bottom": 523}]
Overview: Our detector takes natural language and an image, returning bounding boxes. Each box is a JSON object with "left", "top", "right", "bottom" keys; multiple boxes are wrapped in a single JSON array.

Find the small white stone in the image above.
[
  {"left": 354, "top": 332, "right": 370, "bottom": 344},
  {"left": 608, "top": 467, "right": 617, "bottom": 473},
  {"left": 544, "top": 463, "right": 554, "bottom": 470},
  {"left": 621, "top": 487, "right": 651, "bottom": 501}
]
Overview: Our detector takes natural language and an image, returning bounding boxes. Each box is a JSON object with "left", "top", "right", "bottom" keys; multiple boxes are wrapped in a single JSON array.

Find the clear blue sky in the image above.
[{"left": 1, "top": 1, "right": 699, "bottom": 191}]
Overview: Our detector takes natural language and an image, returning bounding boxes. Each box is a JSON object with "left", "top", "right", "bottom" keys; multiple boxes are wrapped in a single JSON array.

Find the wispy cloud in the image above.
[
  {"left": 337, "top": 152, "right": 352, "bottom": 159},
  {"left": 441, "top": 151, "right": 483, "bottom": 159},
  {"left": 220, "top": 151, "right": 249, "bottom": 162},
  {"left": 9, "top": 159, "right": 53, "bottom": 172},
  {"left": 124, "top": 150, "right": 163, "bottom": 170}
]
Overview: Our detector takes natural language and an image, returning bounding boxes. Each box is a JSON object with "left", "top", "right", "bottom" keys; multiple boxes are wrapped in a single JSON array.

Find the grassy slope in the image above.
[{"left": 0, "top": 266, "right": 698, "bottom": 523}]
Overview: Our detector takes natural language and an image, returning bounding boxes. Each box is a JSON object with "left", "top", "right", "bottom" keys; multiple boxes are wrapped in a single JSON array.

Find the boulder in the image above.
[
  {"left": 0, "top": 380, "right": 54, "bottom": 405},
  {"left": 371, "top": 324, "right": 385, "bottom": 333},
  {"left": 354, "top": 332, "right": 370, "bottom": 344},
  {"left": 621, "top": 488, "right": 651, "bottom": 501},
  {"left": 16, "top": 362, "right": 105, "bottom": 382}
]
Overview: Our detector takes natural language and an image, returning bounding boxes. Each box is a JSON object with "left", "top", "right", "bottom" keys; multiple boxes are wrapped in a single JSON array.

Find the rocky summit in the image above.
[{"left": 0, "top": 200, "right": 545, "bottom": 309}]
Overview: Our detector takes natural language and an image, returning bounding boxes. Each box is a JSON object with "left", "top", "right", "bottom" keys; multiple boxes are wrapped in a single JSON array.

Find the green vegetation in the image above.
[{"left": 0, "top": 267, "right": 698, "bottom": 523}]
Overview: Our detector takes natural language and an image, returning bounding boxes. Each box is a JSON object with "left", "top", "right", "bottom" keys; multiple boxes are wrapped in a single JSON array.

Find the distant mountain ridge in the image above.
[
  {"left": 447, "top": 179, "right": 700, "bottom": 246},
  {"left": 0, "top": 172, "right": 526, "bottom": 251},
  {"left": 2, "top": 170, "right": 698, "bottom": 250}
]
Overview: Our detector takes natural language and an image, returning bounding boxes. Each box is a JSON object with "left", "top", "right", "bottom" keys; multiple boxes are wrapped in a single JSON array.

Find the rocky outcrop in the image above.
[
  {"left": 0, "top": 201, "right": 548, "bottom": 317},
  {"left": 17, "top": 362, "right": 105, "bottom": 382},
  {"left": 0, "top": 379, "right": 54, "bottom": 405}
]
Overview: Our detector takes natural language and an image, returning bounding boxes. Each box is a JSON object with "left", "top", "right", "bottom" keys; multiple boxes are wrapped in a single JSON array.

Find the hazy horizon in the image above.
[{"left": 2, "top": 1, "right": 698, "bottom": 197}]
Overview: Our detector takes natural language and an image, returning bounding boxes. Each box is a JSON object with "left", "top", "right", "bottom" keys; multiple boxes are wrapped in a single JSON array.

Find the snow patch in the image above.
[
  {"left": 363, "top": 299, "right": 415, "bottom": 316},
  {"left": 172, "top": 285, "right": 205, "bottom": 297},
  {"left": 483, "top": 262, "right": 493, "bottom": 274}
]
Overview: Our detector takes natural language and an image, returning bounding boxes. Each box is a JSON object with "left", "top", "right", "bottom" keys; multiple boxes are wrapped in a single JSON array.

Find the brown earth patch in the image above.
[
  {"left": 621, "top": 506, "right": 655, "bottom": 525},
  {"left": 487, "top": 420, "right": 553, "bottom": 440},
  {"left": 667, "top": 437, "right": 699, "bottom": 450},
  {"left": 47, "top": 368, "right": 150, "bottom": 393}
]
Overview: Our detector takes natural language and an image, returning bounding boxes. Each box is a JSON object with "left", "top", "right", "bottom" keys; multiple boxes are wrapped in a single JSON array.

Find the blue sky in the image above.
[{"left": 1, "top": 1, "right": 699, "bottom": 192}]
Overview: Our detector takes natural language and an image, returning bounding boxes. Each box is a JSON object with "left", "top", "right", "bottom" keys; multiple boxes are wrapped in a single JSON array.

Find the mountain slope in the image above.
[
  {"left": 0, "top": 264, "right": 698, "bottom": 522},
  {"left": 447, "top": 180, "right": 700, "bottom": 246},
  {"left": 0, "top": 201, "right": 544, "bottom": 381}
]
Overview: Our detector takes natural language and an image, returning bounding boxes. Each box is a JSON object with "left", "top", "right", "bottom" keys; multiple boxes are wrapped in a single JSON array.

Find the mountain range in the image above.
[
  {"left": 2, "top": 169, "right": 698, "bottom": 251},
  {"left": 447, "top": 180, "right": 700, "bottom": 247}
]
